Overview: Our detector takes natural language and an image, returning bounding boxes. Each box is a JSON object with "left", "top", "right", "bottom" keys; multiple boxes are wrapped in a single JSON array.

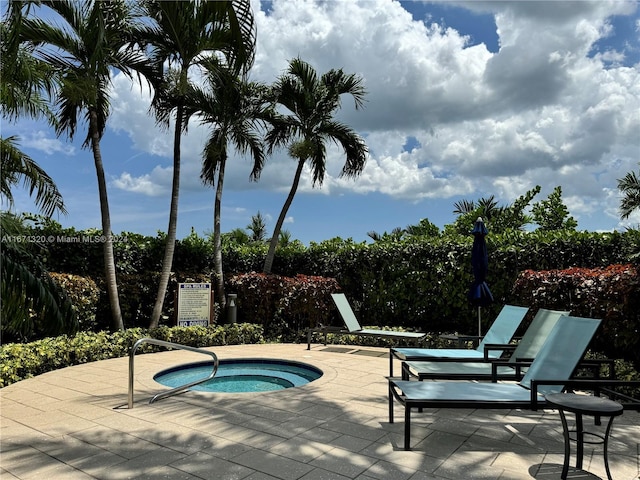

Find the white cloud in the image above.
[
  {"left": 103, "top": 0, "right": 639, "bottom": 232},
  {"left": 21, "top": 130, "right": 75, "bottom": 156},
  {"left": 112, "top": 170, "right": 170, "bottom": 196}
]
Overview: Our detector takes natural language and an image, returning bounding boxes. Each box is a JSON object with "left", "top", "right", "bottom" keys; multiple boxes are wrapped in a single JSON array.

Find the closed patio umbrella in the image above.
[{"left": 468, "top": 217, "right": 493, "bottom": 337}]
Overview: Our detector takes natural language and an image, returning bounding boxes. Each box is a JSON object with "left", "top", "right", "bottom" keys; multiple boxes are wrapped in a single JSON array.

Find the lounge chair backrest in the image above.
[
  {"left": 476, "top": 305, "right": 529, "bottom": 354},
  {"left": 519, "top": 316, "right": 601, "bottom": 394},
  {"left": 507, "top": 308, "right": 569, "bottom": 364},
  {"left": 331, "top": 293, "right": 363, "bottom": 332}
]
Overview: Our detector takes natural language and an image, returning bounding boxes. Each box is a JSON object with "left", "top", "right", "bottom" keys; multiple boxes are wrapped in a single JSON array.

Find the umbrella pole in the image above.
[{"left": 478, "top": 306, "right": 481, "bottom": 338}]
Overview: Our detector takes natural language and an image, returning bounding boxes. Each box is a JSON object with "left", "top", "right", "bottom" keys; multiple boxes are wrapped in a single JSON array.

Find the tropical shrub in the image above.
[
  {"left": 49, "top": 272, "right": 100, "bottom": 331},
  {"left": 512, "top": 264, "right": 640, "bottom": 368},
  {"left": 0, "top": 323, "right": 264, "bottom": 387},
  {"left": 21, "top": 219, "right": 640, "bottom": 345},
  {"left": 226, "top": 272, "right": 340, "bottom": 339}
]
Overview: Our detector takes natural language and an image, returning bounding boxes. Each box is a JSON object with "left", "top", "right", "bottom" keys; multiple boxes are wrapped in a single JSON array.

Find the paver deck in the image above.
[{"left": 1, "top": 343, "right": 639, "bottom": 479}]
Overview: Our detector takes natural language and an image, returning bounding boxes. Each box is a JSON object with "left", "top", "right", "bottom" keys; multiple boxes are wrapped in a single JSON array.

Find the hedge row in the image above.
[
  {"left": 0, "top": 323, "right": 264, "bottom": 388},
  {"left": 50, "top": 272, "right": 342, "bottom": 337},
  {"left": 20, "top": 224, "right": 640, "bottom": 347},
  {"left": 512, "top": 264, "right": 640, "bottom": 367},
  {"left": 44, "top": 264, "right": 640, "bottom": 371}
]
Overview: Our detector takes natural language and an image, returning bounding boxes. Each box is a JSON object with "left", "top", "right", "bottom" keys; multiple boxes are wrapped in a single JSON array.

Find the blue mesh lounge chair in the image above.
[
  {"left": 307, "top": 293, "right": 429, "bottom": 350},
  {"left": 402, "top": 308, "right": 570, "bottom": 381},
  {"left": 389, "top": 304, "right": 529, "bottom": 375},
  {"left": 388, "top": 316, "right": 602, "bottom": 450}
]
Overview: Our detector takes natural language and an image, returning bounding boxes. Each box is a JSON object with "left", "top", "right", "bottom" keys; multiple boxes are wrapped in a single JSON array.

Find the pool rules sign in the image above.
[{"left": 177, "top": 283, "right": 212, "bottom": 327}]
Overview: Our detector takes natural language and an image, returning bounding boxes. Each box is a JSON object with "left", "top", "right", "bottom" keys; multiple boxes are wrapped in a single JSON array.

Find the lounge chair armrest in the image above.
[
  {"left": 306, "top": 325, "right": 349, "bottom": 349},
  {"left": 574, "top": 358, "right": 616, "bottom": 380},
  {"left": 483, "top": 343, "right": 515, "bottom": 360},
  {"left": 490, "top": 359, "right": 533, "bottom": 382},
  {"left": 560, "top": 379, "right": 640, "bottom": 409},
  {"left": 529, "top": 379, "right": 571, "bottom": 410},
  {"left": 530, "top": 379, "right": 640, "bottom": 411}
]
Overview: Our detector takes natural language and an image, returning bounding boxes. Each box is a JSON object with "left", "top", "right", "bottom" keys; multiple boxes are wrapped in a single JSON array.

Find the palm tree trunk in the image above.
[
  {"left": 213, "top": 156, "right": 227, "bottom": 312},
  {"left": 263, "top": 158, "right": 305, "bottom": 274},
  {"left": 149, "top": 105, "right": 183, "bottom": 329},
  {"left": 89, "top": 109, "right": 123, "bottom": 331}
]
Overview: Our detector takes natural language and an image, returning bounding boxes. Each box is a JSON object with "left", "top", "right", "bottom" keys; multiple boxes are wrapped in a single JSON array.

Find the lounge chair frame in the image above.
[
  {"left": 387, "top": 316, "right": 619, "bottom": 450},
  {"left": 401, "top": 308, "right": 570, "bottom": 381},
  {"left": 307, "top": 293, "right": 429, "bottom": 350},
  {"left": 389, "top": 304, "right": 530, "bottom": 375}
]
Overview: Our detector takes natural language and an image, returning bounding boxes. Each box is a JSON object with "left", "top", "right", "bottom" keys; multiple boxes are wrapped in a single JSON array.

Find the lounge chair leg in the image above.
[{"left": 404, "top": 406, "right": 411, "bottom": 450}]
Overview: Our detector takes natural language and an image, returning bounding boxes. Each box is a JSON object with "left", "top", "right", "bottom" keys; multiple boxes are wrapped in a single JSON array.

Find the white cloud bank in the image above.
[{"left": 107, "top": 0, "right": 640, "bottom": 228}]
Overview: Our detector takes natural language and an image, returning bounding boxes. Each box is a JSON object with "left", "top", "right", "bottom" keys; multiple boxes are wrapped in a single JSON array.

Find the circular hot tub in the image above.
[{"left": 154, "top": 358, "right": 323, "bottom": 393}]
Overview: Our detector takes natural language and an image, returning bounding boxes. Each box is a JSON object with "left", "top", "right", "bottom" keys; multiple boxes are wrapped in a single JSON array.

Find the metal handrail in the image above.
[{"left": 128, "top": 338, "right": 219, "bottom": 409}]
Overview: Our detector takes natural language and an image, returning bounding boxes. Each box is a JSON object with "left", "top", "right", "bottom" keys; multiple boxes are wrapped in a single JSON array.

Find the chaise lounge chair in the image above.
[
  {"left": 402, "top": 307, "right": 570, "bottom": 381},
  {"left": 389, "top": 304, "right": 529, "bottom": 375},
  {"left": 388, "top": 315, "right": 602, "bottom": 450},
  {"left": 307, "top": 293, "right": 429, "bottom": 350}
]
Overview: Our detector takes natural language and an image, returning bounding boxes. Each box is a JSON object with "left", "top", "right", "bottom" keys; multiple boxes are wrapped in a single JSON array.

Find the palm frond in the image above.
[
  {"left": 0, "top": 136, "right": 67, "bottom": 216},
  {"left": 618, "top": 169, "right": 640, "bottom": 220}
]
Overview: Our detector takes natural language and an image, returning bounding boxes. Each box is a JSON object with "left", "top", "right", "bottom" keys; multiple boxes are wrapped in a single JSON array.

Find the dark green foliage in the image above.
[
  {"left": 512, "top": 264, "right": 640, "bottom": 369},
  {"left": 1, "top": 214, "right": 78, "bottom": 342},
  {"left": 226, "top": 273, "right": 340, "bottom": 340},
  {"left": 18, "top": 219, "right": 640, "bottom": 363},
  {"left": 618, "top": 164, "right": 640, "bottom": 220},
  {"left": 0, "top": 323, "right": 264, "bottom": 387},
  {"left": 446, "top": 187, "right": 541, "bottom": 235},
  {"left": 49, "top": 273, "right": 100, "bottom": 331},
  {"left": 531, "top": 186, "right": 578, "bottom": 231}
]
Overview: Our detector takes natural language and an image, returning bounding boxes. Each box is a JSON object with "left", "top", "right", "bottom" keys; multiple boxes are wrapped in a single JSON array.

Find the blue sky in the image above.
[{"left": 4, "top": 0, "right": 640, "bottom": 244}]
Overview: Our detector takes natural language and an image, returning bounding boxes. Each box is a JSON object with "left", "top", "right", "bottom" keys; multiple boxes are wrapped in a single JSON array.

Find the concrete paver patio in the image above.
[{"left": 1, "top": 343, "right": 639, "bottom": 479}]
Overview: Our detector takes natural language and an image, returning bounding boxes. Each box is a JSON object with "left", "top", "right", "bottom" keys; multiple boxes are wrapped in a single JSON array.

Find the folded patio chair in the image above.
[
  {"left": 402, "top": 307, "right": 570, "bottom": 381},
  {"left": 388, "top": 315, "right": 602, "bottom": 450},
  {"left": 306, "top": 293, "right": 429, "bottom": 350},
  {"left": 389, "top": 304, "right": 529, "bottom": 375}
]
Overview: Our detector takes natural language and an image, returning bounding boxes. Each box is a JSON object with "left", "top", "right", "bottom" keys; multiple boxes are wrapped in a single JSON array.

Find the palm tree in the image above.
[
  {"left": 618, "top": 165, "right": 640, "bottom": 220},
  {"left": 222, "top": 227, "right": 250, "bottom": 245},
  {"left": 1, "top": 213, "right": 77, "bottom": 341},
  {"left": 142, "top": 0, "right": 256, "bottom": 328},
  {"left": 1, "top": 3, "right": 63, "bottom": 216},
  {"left": 453, "top": 196, "right": 499, "bottom": 221},
  {"left": 1, "top": 4, "right": 75, "bottom": 339},
  {"left": 0, "top": 3, "right": 56, "bottom": 125},
  {"left": 185, "top": 66, "right": 269, "bottom": 308},
  {"left": 263, "top": 58, "right": 368, "bottom": 273},
  {"left": 367, "top": 227, "right": 405, "bottom": 243},
  {"left": 1, "top": 137, "right": 66, "bottom": 217},
  {"left": 247, "top": 211, "right": 268, "bottom": 242},
  {"left": 18, "top": 0, "right": 155, "bottom": 331}
]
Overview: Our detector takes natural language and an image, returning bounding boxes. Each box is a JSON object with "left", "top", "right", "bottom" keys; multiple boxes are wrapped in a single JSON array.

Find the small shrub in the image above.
[
  {"left": 225, "top": 272, "right": 340, "bottom": 339},
  {"left": 49, "top": 272, "right": 100, "bottom": 331},
  {"left": 512, "top": 264, "right": 640, "bottom": 368},
  {"left": 0, "top": 323, "right": 264, "bottom": 388}
]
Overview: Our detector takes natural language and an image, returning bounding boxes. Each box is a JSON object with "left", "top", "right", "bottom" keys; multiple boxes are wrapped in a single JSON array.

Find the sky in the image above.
[{"left": 5, "top": 0, "right": 640, "bottom": 245}]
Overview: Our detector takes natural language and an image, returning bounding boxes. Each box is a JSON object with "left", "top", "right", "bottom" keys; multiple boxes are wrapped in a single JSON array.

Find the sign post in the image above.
[{"left": 176, "top": 283, "right": 212, "bottom": 327}]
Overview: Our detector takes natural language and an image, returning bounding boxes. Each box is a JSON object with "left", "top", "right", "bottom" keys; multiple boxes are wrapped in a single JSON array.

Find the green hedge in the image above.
[
  {"left": 49, "top": 273, "right": 100, "bottom": 331},
  {"left": 0, "top": 323, "right": 264, "bottom": 388},
  {"left": 512, "top": 264, "right": 640, "bottom": 367},
  {"left": 22, "top": 223, "right": 640, "bottom": 339}
]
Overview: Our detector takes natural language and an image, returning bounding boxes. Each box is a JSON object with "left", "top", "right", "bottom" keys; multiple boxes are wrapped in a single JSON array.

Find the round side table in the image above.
[{"left": 545, "top": 393, "right": 623, "bottom": 480}]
